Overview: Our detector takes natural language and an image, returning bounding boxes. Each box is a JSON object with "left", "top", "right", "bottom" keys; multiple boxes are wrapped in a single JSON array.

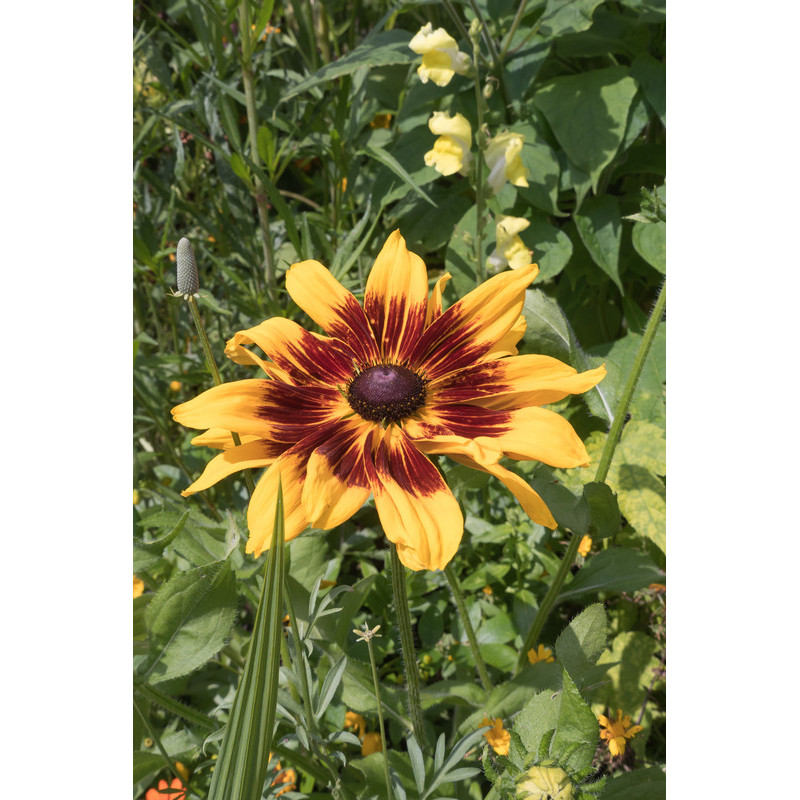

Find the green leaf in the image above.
[
  {"left": 601, "top": 767, "right": 666, "bottom": 799},
  {"left": 134, "top": 509, "right": 190, "bottom": 553},
  {"left": 632, "top": 220, "right": 666, "bottom": 273},
  {"left": 554, "top": 604, "right": 607, "bottom": 686},
  {"left": 557, "top": 547, "right": 663, "bottom": 602},
  {"left": 360, "top": 143, "right": 436, "bottom": 207},
  {"left": 207, "top": 480, "right": 286, "bottom": 800},
  {"left": 525, "top": 214, "right": 573, "bottom": 281},
  {"left": 445, "top": 205, "right": 480, "bottom": 297},
  {"left": 583, "top": 481, "right": 621, "bottom": 538},
  {"left": 574, "top": 195, "right": 623, "bottom": 292},
  {"left": 592, "top": 631, "right": 660, "bottom": 713},
  {"left": 534, "top": 66, "right": 638, "bottom": 190},
  {"left": 142, "top": 560, "right": 237, "bottom": 685},
  {"left": 530, "top": 479, "right": 590, "bottom": 534},
  {"left": 282, "top": 30, "right": 415, "bottom": 101},
  {"left": 517, "top": 138, "right": 562, "bottom": 216},
  {"left": 631, "top": 54, "right": 666, "bottom": 127},
  {"left": 539, "top": 0, "right": 605, "bottom": 37},
  {"left": 514, "top": 670, "right": 599, "bottom": 773}
]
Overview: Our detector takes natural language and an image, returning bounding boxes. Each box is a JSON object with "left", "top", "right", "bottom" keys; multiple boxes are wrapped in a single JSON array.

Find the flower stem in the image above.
[
  {"left": 389, "top": 544, "right": 428, "bottom": 748},
  {"left": 443, "top": 565, "right": 492, "bottom": 693},
  {"left": 515, "top": 280, "right": 666, "bottom": 673},
  {"left": 365, "top": 635, "right": 393, "bottom": 800},
  {"left": 186, "top": 296, "right": 256, "bottom": 495},
  {"left": 499, "top": 0, "right": 531, "bottom": 62},
  {"left": 238, "top": 0, "right": 275, "bottom": 301},
  {"left": 594, "top": 280, "right": 666, "bottom": 484}
]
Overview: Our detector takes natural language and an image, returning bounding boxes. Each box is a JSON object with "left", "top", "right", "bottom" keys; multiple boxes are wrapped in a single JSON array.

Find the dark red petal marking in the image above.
[
  {"left": 366, "top": 294, "right": 427, "bottom": 362},
  {"left": 266, "top": 325, "right": 357, "bottom": 386},
  {"left": 255, "top": 383, "right": 347, "bottom": 444},
  {"left": 308, "top": 420, "right": 370, "bottom": 487},
  {"left": 425, "top": 403, "right": 514, "bottom": 439},
  {"left": 364, "top": 427, "right": 445, "bottom": 498},
  {"left": 431, "top": 360, "right": 514, "bottom": 403},
  {"left": 324, "top": 292, "right": 381, "bottom": 365}
]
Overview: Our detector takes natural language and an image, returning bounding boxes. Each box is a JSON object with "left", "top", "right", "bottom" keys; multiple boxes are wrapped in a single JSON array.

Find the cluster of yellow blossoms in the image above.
[{"left": 344, "top": 711, "right": 384, "bottom": 756}]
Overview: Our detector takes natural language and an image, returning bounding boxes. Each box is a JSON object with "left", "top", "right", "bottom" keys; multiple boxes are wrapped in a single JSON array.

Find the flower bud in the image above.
[
  {"left": 483, "top": 81, "right": 494, "bottom": 100},
  {"left": 516, "top": 765, "right": 573, "bottom": 800},
  {"left": 176, "top": 237, "right": 199, "bottom": 297}
]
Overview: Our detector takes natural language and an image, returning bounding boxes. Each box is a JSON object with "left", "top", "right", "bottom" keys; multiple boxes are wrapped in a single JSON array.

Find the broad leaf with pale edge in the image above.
[
  {"left": 533, "top": 66, "right": 638, "bottom": 190},
  {"left": 142, "top": 560, "right": 237, "bottom": 684},
  {"left": 554, "top": 604, "right": 607, "bottom": 686},
  {"left": 513, "top": 670, "right": 599, "bottom": 773}
]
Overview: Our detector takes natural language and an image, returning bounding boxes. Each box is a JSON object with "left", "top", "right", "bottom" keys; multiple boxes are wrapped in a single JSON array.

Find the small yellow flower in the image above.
[
  {"left": 175, "top": 762, "right": 190, "bottom": 782},
  {"left": 133, "top": 575, "right": 145, "bottom": 599},
  {"left": 170, "top": 380, "right": 183, "bottom": 392},
  {"left": 598, "top": 709, "right": 643, "bottom": 757},
  {"left": 517, "top": 765, "right": 573, "bottom": 800},
  {"left": 482, "top": 585, "right": 493, "bottom": 595},
  {"left": 480, "top": 717, "right": 510, "bottom": 756},
  {"left": 577, "top": 535, "right": 592, "bottom": 557},
  {"left": 344, "top": 711, "right": 367, "bottom": 740},
  {"left": 361, "top": 731, "right": 383, "bottom": 755},
  {"left": 527, "top": 644, "right": 554, "bottom": 665},
  {"left": 272, "top": 765, "right": 296, "bottom": 796},
  {"left": 424, "top": 111, "right": 473, "bottom": 176},
  {"left": 341, "top": 177, "right": 348, "bottom": 193},
  {"left": 408, "top": 23, "right": 470, "bottom": 87},
  {"left": 370, "top": 113, "right": 392, "bottom": 129},
  {"left": 133, "top": 489, "right": 141, "bottom": 505},
  {"left": 485, "top": 131, "right": 529, "bottom": 194},
  {"left": 487, "top": 216, "right": 532, "bottom": 272}
]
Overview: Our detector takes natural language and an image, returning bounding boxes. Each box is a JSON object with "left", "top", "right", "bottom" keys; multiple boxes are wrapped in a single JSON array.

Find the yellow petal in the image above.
[
  {"left": 365, "top": 425, "right": 463, "bottom": 571},
  {"left": 225, "top": 329, "right": 296, "bottom": 383},
  {"left": 285, "top": 259, "right": 379, "bottom": 364},
  {"left": 428, "top": 111, "right": 472, "bottom": 142},
  {"left": 190, "top": 428, "right": 261, "bottom": 450},
  {"left": 409, "top": 24, "right": 457, "bottom": 54},
  {"left": 364, "top": 230, "right": 429, "bottom": 362},
  {"left": 425, "top": 272, "right": 451, "bottom": 327},
  {"left": 425, "top": 136, "right": 469, "bottom": 175},
  {"left": 182, "top": 439, "right": 283, "bottom": 495}
]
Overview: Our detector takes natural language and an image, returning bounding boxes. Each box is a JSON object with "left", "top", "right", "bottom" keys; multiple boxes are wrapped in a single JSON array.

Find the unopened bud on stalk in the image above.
[
  {"left": 469, "top": 18, "right": 482, "bottom": 41},
  {"left": 175, "top": 237, "right": 199, "bottom": 298},
  {"left": 483, "top": 81, "right": 494, "bottom": 99}
]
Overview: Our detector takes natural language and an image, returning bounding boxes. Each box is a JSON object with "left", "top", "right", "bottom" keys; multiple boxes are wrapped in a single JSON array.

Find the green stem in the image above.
[
  {"left": 366, "top": 635, "right": 393, "bottom": 800},
  {"left": 499, "top": 0, "right": 531, "bottom": 62},
  {"left": 463, "top": 0, "right": 512, "bottom": 117},
  {"left": 238, "top": 0, "right": 275, "bottom": 301},
  {"left": 135, "top": 683, "right": 216, "bottom": 731},
  {"left": 389, "top": 545, "right": 428, "bottom": 748},
  {"left": 186, "top": 296, "right": 256, "bottom": 496},
  {"left": 594, "top": 280, "right": 666, "bottom": 484},
  {"left": 515, "top": 281, "right": 666, "bottom": 672},
  {"left": 443, "top": 565, "right": 492, "bottom": 693}
]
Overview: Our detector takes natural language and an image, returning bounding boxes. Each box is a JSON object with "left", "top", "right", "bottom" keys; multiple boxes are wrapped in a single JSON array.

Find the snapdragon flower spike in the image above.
[
  {"left": 172, "top": 231, "right": 606, "bottom": 571},
  {"left": 408, "top": 23, "right": 471, "bottom": 87}
]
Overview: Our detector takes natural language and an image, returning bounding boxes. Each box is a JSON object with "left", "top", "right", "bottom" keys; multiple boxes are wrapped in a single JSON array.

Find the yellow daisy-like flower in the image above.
[
  {"left": 133, "top": 575, "right": 145, "bottom": 599},
  {"left": 517, "top": 765, "right": 573, "bottom": 800},
  {"left": 172, "top": 230, "right": 605, "bottom": 571},
  {"left": 424, "top": 111, "right": 473, "bottom": 176},
  {"left": 487, "top": 216, "right": 531, "bottom": 272},
  {"left": 480, "top": 717, "right": 510, "bottom": 756},
  {"left": 344, "top": 711, "right": 367, "bottom": 740},
  {"left": 577, "top": 535, "right": 592, "bottom": 557},
  {"left": 598, "top": 709, "right": 644, "bottom": 757},
  {"left": 485, "top": 131, "right": 529, "bottom": 195},
  {"left": 408, "top": 23, "right": 471, "bottom": 87},
  {"left": 361, "top": 731, "right": 383, "bottom": 755},
  {"left": 527, "top": 644, "right": 555, "bottom": 665}
]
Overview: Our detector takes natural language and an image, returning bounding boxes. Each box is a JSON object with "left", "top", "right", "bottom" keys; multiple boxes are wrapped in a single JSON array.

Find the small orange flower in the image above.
[
  {"left": 271, "top": 765, "right": 297, "bottom": 796},
  {"left": 577, "top": 535, "right": 592, "bottom": 557},
  {"left": 133, "top": 575, "right": 145, "bottom": 599},
  {"left": 361, "top": 731, "right": 383, "bottom": 755},
  {"left": 527, "top": 644, "right": 554, "bottom": 665},
  {"left": 370, "top": 113, "right": 392, "bottom": 129},
  {"left": 344, "top": 711, "right": 367, "bottom": 740},
  {"left": 144, "top": 777, "right": 186, "bottom": 800},
  {"left": 170, "top": 380, "right": 182, "bottom": 392},
  {"left": 649, "top": 583, "right": 666, "bottom": 593},
  {"left": 482, "top": 585, "right": 493, "bottom": 595},
  {"left": 480, "top": 717, "right": 510, "bottom": 756},
  {"left": 598, "top": 709, "right": 643, "bottom": 757}
]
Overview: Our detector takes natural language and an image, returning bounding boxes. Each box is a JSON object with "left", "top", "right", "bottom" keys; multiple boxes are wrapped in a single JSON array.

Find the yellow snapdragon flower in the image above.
[
  {"left": 486, "top": 131, "right": 529, "bottom": 194},
  {"left": 409, "top": 23, "right": 471, "bottom": 87},
  {"left": 424, "top": 111, "right": 473, "bottom": 176},
  {"left": 487, "top": 216, "right": 532, "bottom": 272}
]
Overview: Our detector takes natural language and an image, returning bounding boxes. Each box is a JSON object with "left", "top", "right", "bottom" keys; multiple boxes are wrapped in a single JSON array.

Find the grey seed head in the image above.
[{"left": 176, "top": 237, "right": 199, "bottom": 296}]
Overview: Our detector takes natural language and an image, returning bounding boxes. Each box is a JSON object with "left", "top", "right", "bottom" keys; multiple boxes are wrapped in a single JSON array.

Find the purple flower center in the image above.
[{"left": 347, "top": 364, "right": 427, "bottom": 424}]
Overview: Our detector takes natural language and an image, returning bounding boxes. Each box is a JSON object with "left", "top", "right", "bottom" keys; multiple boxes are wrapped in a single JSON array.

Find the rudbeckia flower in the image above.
[
  {"left": 485, "top": 131, "right": 529, "bottom": 194},
  {"left": 408, "top": 23, "right": 470, "bottom": 87},
  {"left": 424, "top": 111, "right": 473, "bottom": 176},
  {"left": 487, "top": 215, "right": 532, "bottom": 272},
  {"left": 172, "top": 231, "right": 605, "bottom": 571},
  {"left": 480, "top": 717, "right": 510, "bottom": 756},
  {"left": 598, "top": 709, "right": 644, "bottom": 757}
]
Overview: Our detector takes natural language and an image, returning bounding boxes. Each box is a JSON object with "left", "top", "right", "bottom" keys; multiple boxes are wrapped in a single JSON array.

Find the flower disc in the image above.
[{"left": 347, "top": 364, "right": 427, "bottom": 423}]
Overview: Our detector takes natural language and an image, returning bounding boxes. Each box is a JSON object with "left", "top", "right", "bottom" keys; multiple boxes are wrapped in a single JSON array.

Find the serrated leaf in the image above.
[
  {"left": 555, "top": 604, "right": 607, "bottom": 686},
  {"left": 142, "top": 560, "right": 237, "bottom": 684}
]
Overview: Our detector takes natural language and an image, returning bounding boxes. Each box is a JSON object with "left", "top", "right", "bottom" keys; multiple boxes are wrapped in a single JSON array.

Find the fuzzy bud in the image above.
[
  {"left": 176, "top": 237, "right": 199, "bottom": 297},
  {"left": 483, "top": 81, "right": 494, "bottom": 100}
]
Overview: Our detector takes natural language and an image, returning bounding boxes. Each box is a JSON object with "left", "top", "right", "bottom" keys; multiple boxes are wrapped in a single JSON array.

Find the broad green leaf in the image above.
[
  {"left": 557, "top": 547, "right": 663, "bottom": 602},
  {"left": 631, "top": 53, "right": 666, "bottom": 126},
  {"left": 445, "top": 205, "right": 480, "bottom": 297},
  {"left": 534, "top": 67, "right": 638, "bottom": 190},
  {"left": 142, "top": 560, "right": 237, "bottom": 685},
  {"left": 133, "top": 751, "right": 168, "bottom": 785},
  {"left": 574, "top": 195, "right": 623, "bottom": 292},
  {"left": 632, "top": 220, "right": 666, "bottom": 273},
  {"left": 479, "top": 642, "right": 518, "bottom": 671},
  {"left": 583, "top": 481, "right": 621, "bottom": 538},
  {"left": 530, "top": 479, "right": 590, "bottom": 534},
  {"left": 539, "top": 0, "right": 605, "bottom": 37},
  {"left": 134, "top": 509, "right": 189, "bottom": 553},
  {"left": 282, "top": 30, "right": 415, "bottom": 101},
  {"left": 591, "top": 631, "right": 659, "bottom": 713},
  {"left": 477, "top": 615, "right": 515, "bottom": 646},
  {"left": 420, "top": 679, "right": 486, "bottom": 710},
  {"left": 526, "top": 214, "right": 573, "bottom": 281},
  {"left": 554, "top": 604, "right": 607, "bottom": 686},
  {"left": 602, "top": 767, "right": 666, "bottom": 799},
  {"left": 506, "top": 35, "right": 551, "bottom": 104},
  {"left": 518, "top": 138, "right": 562, "bottom": 216},
  {"left": 207, "top": 481, "right": 286, "bottom": 800},
  {"left": 514, "top": 670, "right": 599, "bottom": 773}
]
